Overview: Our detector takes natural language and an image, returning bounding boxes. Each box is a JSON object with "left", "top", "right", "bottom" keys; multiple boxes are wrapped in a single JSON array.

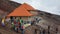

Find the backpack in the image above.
[{"left": 21, "top": 25, "right": 25, "bottom": 29}]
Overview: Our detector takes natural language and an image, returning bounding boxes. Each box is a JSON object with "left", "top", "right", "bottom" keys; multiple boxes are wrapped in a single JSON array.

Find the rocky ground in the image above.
[
  {"left": 0, "top": 15, "right": 60, "bottom": 34},
  {"left": 36, "top": 16, "right": 60, "bottom": 34}
]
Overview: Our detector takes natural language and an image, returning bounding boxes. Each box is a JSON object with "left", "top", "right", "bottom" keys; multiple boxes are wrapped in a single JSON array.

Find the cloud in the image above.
[{"left": 11, "top": 0, "right": 60, "bottom": 15}]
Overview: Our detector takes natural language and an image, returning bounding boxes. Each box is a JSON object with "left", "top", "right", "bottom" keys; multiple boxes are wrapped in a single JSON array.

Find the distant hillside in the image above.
[
  {"left": 0, "top": 0, "right": 21, "bottom": 12},
  {"left": 0, "top": 0, "right": 21, "bottom": 17},
  {"left": 38, "top": 10, "right": 60, "bottom": 24}
]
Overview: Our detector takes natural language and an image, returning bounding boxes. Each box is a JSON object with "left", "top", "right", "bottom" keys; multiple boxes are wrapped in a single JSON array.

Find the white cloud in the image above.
[{"left": 11, "top": 0, "right": 60, "bottom": 15}]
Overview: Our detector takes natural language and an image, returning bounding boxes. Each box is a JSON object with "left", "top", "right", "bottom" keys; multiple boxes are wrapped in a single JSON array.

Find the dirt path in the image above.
[
  {"left": 0, "top": 26, "right": 21, "bottom": 34},
  {"left": 0, "top": 25, "right": 34, "bottom": 34}
]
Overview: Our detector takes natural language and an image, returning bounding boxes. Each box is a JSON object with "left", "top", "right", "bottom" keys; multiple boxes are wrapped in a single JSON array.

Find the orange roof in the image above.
[
  {"left": 20, "top": 3, "right": 35, "bottom": 10},
  {"left": 7, "top": 6, "right": 33, "bottom": 17}
]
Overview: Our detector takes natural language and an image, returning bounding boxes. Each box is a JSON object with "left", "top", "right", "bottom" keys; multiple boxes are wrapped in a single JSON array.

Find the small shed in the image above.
[
  {"left": 8, "top": 3, "right": 32, "bottom": 20},
  {"left": 7, "top": 3, "right": 35, "bottom": 20}
]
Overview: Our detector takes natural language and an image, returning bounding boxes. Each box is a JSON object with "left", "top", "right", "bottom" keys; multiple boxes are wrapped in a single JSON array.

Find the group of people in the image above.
[
  {"left": 1, "top": 17, "right": 25, "bottom": 34},
  {"left": 11, "top": 17, "right": 25, "bottom": 34},
  {"left": 0, "top": 16, "right": 41, "bottom": 34}
]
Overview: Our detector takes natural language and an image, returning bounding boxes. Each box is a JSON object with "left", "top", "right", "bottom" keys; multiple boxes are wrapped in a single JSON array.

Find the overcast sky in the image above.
[{"left": 11, "top": 0, "right": 60, "bottom": 15}]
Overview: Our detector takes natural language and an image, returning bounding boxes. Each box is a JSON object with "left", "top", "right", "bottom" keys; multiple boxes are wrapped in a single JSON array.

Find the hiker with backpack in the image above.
[
  {"left": 19, "top": 18, "right": 25, "bottom": 34},
  {"left": 1, "top": 18, "right": 5, "bottom": 27},
  {"left": 21, "top": 24, "right": 25, "bottom": 34}
]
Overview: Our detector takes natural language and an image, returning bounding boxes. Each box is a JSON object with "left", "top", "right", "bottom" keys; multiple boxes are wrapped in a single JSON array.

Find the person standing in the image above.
[
  {"left": 21, "top": 25, "right": 25, "bottom": 34},
  {"left": 48, "top": 26, "right": 50, "bottom": 34},
  {"left": 19, "top": 18, "right": 25, "bottom": 34},
  {"left": 39, "top": 30, "right": 41, "bottom": 34},
  {"left": 56, "top": 27, "right": 58, "bottom": 34},
  {"left": 34, "top": 29, "right": 37, "bottom": 34},
  {"left": 19, "top": 18, "right": 23, "bottom": 29},
  {"left": 42, "top": 29, "right": 45, "bottom": 34},
  {"left": 11, "top": 22, "right": 14, "bottom": 29},
  {"left": 15, "top": 17, "right": 19, "bottom": 32},
  {"left": 1, "top": 18, "right": 5, "bottom": 27},
  {"left": 10, "top": 16, "right": 13, "bottom": 23},
  {"left": 31, "top": 18, "right": 36, "bottom": 25}
]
